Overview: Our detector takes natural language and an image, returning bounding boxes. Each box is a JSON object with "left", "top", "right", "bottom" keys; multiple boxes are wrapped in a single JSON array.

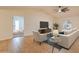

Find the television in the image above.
[{"left": 40, "top": 21, "right": 49, "bottom": 28}]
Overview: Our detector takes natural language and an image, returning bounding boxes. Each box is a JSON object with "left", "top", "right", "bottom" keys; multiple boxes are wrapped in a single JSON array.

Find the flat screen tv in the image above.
[{"left": 40, "top": 21, "right": 49, "bottom": 28}]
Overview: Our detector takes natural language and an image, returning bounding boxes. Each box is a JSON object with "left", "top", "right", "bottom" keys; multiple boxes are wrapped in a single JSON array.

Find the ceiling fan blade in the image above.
[{"left": 61, "top": 7, "right": 69, "bottom": 12}]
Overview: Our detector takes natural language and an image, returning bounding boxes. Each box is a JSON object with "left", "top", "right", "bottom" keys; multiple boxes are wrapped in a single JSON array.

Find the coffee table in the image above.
[{"left": 44, "top": 35, "right": 66, "bottom": 53}]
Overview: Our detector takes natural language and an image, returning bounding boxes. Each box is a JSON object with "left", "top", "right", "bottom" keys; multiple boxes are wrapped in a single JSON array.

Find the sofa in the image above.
[{"left": 57, "top": 29, "right": 79, "bottom": 49}]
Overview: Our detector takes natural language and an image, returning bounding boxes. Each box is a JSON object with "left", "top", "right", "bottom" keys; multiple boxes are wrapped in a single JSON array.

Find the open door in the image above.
[{"left": 12, "top": 16, "right": 24, "bottom": 38}]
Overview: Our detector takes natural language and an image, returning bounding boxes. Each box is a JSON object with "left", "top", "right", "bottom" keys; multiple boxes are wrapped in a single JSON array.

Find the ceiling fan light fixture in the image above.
[
  {"left": 57, "top": 6, "right": 69, "bottom": 13},
  {"left": 58, "top": 6, "right": 62, "bottom": 13},
  {"left": 58, "top": 8, "right": 61, "bottom": 12}
]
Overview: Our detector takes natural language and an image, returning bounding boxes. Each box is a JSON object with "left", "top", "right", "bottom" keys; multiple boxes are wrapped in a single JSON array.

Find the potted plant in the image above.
[
  {"left": 53, "top": 23, "right": 59, "bottom": 30},
  {"left": 53, "top": 23, "right": 59, "bottom": 37}
]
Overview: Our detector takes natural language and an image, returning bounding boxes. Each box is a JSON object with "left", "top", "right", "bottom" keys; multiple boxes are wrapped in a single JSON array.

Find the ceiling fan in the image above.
[{"left": 56, "top": 6, "right": 70, "bottom": 13}]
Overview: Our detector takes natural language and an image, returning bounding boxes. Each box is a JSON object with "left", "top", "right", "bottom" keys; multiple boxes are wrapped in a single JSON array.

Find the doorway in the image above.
[{"left": 12, "top": 16, "right": 24, "bottom": 38}]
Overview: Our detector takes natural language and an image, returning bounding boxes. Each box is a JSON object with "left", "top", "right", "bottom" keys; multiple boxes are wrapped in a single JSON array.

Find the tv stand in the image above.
[{"left": 38, "top": 28, "right": 51, "bottom": 34}]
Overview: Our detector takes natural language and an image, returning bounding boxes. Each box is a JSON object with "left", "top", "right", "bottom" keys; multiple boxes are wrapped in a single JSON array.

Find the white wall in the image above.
[
  {"left": 0, "top": 9, "right": 53, "bottom": 40},
  {"left": 24, "top": 12, "right": 53, "bottom": 36},
  {"left": 57, "top": 16, "right": 79, "bottom": 31},
  {"left": 0, "top": 14, "right": 13, "bottom": 40}
]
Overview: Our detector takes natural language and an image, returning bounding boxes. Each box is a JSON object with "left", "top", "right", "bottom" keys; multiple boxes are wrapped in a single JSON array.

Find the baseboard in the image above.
[
  {"left": 24, "top": 35, "right": 33, "bottom": 38},
  {"left": 0, "top": 36, "right": 12, "bottom": 41},
  {"left": 0, "top": 35, "right": 33, "bottom": 42}
]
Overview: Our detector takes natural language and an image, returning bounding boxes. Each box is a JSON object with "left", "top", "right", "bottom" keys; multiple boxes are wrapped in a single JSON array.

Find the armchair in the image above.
[{"left": 32, "top": 31, "right": 48, "bottom": 45}]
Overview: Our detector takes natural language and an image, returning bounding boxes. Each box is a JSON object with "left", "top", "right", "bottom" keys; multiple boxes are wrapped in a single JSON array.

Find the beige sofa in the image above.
[{"left": 58, "top": 29, "right": 79, "bottom": 49}]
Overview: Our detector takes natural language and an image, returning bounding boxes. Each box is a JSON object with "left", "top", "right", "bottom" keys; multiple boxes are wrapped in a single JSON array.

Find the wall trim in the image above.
[{"left": 0, "top": 36, "right": 12, "bottom": 41}]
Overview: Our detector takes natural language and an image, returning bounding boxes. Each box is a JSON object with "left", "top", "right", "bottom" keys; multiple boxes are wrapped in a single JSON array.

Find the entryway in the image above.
[{"left": 12, "top": 16, "right": 24, "bottom": 38}]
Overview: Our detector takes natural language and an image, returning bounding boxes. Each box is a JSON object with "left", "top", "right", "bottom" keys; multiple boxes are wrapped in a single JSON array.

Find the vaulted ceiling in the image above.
[{"left": 0, "top": 6, "right": 79, "bottom": 18}]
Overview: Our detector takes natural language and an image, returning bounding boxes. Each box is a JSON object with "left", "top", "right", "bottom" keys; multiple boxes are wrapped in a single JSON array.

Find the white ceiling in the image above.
[{"left": 0, "top": 6, "right": 79, "bottom": 18}]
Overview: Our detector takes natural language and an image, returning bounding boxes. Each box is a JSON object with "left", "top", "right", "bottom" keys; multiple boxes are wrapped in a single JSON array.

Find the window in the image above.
[{"left": 63, "top": 20, "right": 72, "bottom": 30}]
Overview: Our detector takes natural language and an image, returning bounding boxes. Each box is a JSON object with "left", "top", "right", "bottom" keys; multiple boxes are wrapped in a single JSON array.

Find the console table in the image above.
[{"left": 38, "top": 28, "right": 51, "bottom": 34}]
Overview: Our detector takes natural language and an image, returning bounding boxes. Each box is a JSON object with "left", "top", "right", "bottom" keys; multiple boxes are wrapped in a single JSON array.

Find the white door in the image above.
[{"left": 13, "top": 16, "right": 24, "bottom": 37}]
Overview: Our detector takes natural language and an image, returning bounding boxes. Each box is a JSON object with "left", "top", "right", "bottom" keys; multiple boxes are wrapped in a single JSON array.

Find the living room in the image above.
[{"left": 0, "top": 6, "right": 79, "bottom": 53}]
